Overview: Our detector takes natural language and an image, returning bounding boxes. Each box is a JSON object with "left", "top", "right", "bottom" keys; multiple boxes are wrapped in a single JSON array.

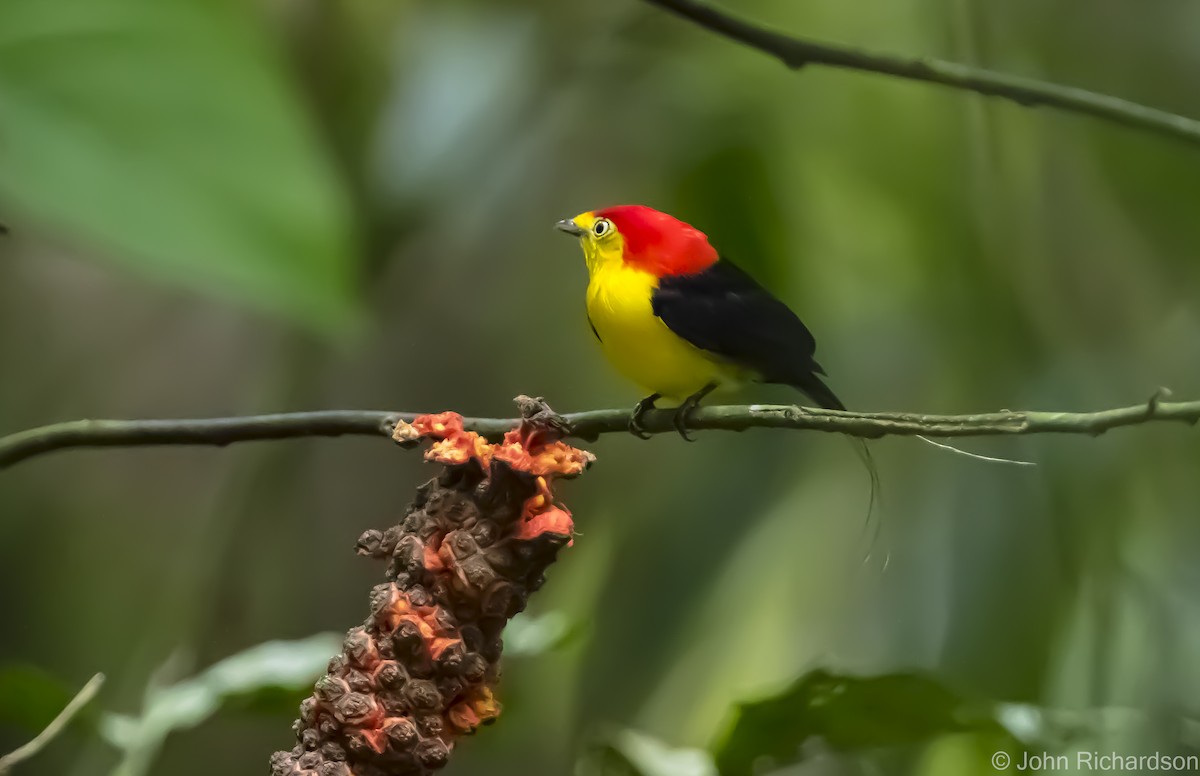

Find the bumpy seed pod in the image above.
[{"left": 272, "top": 401, "right": 593, "bottom": 776}]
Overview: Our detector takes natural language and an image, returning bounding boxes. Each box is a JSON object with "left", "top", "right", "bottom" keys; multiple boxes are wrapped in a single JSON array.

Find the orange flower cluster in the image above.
[{"left": 272, "top": 409, "right": 592, "bottom": 776}]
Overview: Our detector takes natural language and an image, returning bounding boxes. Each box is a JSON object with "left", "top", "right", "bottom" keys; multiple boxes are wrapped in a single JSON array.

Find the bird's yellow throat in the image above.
[{"left": 582, "top": 255, "right": 743, "bottom": 403}]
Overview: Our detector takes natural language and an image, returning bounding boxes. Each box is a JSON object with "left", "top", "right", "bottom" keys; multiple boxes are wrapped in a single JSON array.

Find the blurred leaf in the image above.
[
  {"left": 372, "top": 6, "right": 537, "bottom": 205},
  {"left": 672, "top": 131, "right": 790, "bottom": 287},
  {"left": 579, "top": 742, "right": 646, "bottom": 776},
  {"left": 100, "top": 633, "right": 339, "bottom": 776},
  {"left": 0, "top": 0, "right": 358, "bottom": 331},
  {"left": 219, "top": 683, "right": 314, "bottom": 719},
  {"left": 711, "top": 669, "right": 1013, "bottom": 776},
  {"left": 917, "top": 732, "right": 1024, "bottom": 776},
  {"left": 0, "top": 664, "right": 80, "bottom": 734},
  {"left": 611, "top": 730, "right": 718, "bottom": 776},
  {"left": 582, "top": 730, "right": 718, "bottom": 776},
  {"left": 505, "top": 611, "right": 580, "bottom": 657}
]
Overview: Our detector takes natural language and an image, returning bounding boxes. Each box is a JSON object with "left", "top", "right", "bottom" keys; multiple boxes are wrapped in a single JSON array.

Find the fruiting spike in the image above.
[{"left": 272, "top": 401, "right": 592, "bottom": 776}]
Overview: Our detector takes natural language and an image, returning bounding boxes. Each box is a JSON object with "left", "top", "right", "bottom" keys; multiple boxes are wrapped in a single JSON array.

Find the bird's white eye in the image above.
[{"left": 592, "top": 219, "right": 611, "bottom": 237}]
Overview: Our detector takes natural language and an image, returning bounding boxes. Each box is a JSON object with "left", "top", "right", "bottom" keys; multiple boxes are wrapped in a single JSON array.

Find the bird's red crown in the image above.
[{"left": 596, "top": 205, "right": 718, "bottom": 277}]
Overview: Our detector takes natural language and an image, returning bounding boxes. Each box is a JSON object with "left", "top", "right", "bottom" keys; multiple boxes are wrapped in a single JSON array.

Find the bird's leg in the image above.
[
  {"left": 673, "top": 382, "right": 718, "bottom": 442},
  {"left": 628, "top": 393, "right": 662, "bottom": 439}
]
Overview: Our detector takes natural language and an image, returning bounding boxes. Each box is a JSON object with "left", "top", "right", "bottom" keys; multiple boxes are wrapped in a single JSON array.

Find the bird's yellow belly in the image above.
[{"left": 586, "top": 265, "right": 740, "bottom": 402}]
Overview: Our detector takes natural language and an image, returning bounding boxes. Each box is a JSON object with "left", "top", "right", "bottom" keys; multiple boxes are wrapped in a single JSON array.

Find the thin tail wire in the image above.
[
  {"left": 914, "top": 434, "right": 1036, "bottom": 466},
  {"left": 796, "top": 374, "right": 887, "bottom": 569},
  {"left": 848, "top": 436, "right": 887, "bottom": 569},
  {"left": 799, "top": 373, "right": 1030, "bottom": 569}
]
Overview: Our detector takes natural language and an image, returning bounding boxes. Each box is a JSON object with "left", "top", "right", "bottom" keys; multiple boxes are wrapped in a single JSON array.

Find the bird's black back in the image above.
[{"left": 650, "top": 258, "right": 845, "bottom": 410}]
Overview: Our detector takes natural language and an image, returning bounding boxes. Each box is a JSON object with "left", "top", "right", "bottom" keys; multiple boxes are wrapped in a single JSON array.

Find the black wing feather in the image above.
[{"left": 651, "top": 259, "right": 845, "bottom": 409}]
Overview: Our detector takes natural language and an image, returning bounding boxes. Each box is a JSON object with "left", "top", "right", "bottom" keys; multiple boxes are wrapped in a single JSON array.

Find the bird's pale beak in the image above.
[{"left": 555, "top": 218, "right": 585, "bottom": 237}]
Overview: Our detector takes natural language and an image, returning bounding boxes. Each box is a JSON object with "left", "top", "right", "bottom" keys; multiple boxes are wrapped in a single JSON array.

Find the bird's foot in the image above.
[
  {"left": 672, "top": 382, "right": 718, "bottom": 442},
  {"left": 672, "top": 407, "right": 695, "bottom": 442},
  {"left": 628, "top": 393, "right": 661, "bottom": 440}
]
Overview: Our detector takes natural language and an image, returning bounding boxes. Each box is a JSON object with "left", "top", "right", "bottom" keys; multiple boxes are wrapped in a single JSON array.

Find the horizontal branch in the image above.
[
  {"left": 643, "top": 0, "right": 1200, "bottom": 148},
  {"left": 1, "top": 394, "right": 1196, "bottom": 471}
]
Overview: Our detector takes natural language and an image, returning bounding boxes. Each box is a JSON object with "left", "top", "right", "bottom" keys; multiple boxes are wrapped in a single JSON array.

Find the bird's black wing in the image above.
[{"left": 651, "top": 259, "right": 845, "bottom": 409}]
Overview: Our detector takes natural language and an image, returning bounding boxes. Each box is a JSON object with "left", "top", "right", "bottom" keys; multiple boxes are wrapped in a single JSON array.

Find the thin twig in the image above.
[
  {"left": 0, "top": 673, "right": 105, "bottom": 774},
  {"left": 0, "top": 395, "right": 1197, "bottom": 471},
  {"left": 643, "top": 0, "right": 1200, "bottom": 148}
]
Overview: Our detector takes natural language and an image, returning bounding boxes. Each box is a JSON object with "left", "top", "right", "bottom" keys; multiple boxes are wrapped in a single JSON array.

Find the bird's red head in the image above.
[{"left": 594, "top": 205, "right": 718, "bottom": 277}]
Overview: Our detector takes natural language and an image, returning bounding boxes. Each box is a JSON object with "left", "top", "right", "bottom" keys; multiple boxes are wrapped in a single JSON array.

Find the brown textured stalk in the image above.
[
  {"left": 271, "top": 400, "right": 593, "bottom": 776},
  {"left": 1, "top": 393, "right": 1198, "bottom": 470}
]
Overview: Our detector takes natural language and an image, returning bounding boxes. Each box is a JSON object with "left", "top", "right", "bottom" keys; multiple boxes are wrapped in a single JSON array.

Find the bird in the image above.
[{"left": 555, "top": 204, "right": 846, "bottom": 440}]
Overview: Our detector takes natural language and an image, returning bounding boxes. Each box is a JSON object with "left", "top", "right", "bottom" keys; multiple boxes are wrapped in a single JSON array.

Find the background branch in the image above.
[
  {"left": 1, "top": 395, "right": 1196, "bottom": 471},
  {"left": 643, "top": 0, "right": 1200, "bottom": 147},
  {"left": 0, "top": 673, "right": 104, "bottom": 775}
]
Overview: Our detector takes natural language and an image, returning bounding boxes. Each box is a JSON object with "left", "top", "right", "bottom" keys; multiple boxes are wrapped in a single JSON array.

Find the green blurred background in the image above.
[{"left": 2, "top": 0, "right": 1199, "bottom": 774}]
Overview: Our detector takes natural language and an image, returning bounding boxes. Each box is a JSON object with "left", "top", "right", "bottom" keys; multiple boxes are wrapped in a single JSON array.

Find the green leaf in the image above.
[
  {"left": 0, "top": 664, "right": 80, "bottom": 734},
  {"left": 0, "top": 0, "right": 358, "bottom": 331},
  {"left": 100, "top": 633, "right": 339, "bottom": 776},
  {"left": 581, "top": 730, "right": 718, "bottom": 776},
  {"left": 711, "top": 669, "right": 1013, "bottom": 776},
  {"left": 218, "top": 683, "right": 315, "bottom": 719},
  {"left": 612, "top": 730, "right": 718, "bottom": 776},
  {"left": 504, "top": 611, "right": 581, "bottom": 657},
  {"left": 917, "top": 732, "right": 1025, "bottom": 776}
]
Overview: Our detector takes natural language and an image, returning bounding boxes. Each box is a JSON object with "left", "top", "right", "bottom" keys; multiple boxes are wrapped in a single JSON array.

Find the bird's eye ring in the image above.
[{"left": 592, "top": 219, "right": 611, "bottom": 237}]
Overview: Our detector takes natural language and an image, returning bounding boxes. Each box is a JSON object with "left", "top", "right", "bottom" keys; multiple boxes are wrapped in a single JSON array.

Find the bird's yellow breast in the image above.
[{"left": 586, "top": 262, "right": 740, "bottom": 402}]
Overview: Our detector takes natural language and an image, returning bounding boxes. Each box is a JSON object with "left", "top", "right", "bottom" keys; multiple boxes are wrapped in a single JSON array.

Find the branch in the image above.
[
  {"left": 643, "top": 0, "right": 1200, "bottom": 148},
  {"left": 1, "top": 394, "right": 1197, "bottom": 470},
  {"left": 0, "top": 673, "right": 105, "bottom": 774}
]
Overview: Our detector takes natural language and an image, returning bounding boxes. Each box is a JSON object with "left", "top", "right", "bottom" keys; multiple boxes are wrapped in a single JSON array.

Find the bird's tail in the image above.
[
  {"left": 794, "top": 372, "right": 846, "bottom": 412},
  {"left": 790, "top": 374, "right": 884, "bottom": 566}
]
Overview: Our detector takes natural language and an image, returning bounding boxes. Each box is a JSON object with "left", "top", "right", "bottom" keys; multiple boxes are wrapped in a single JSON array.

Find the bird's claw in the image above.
[
  {"left": 628, "top": 416, "right": 652, "bottom": 440},
  {"left": 628, "top": 393, "right": 660, "bottom": 440},
  {"left": 671, "top": 382, "right": 717, "bottom": 442},
  {"left": 672, "top": 407, "right": 696, "bottom": 442}
]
